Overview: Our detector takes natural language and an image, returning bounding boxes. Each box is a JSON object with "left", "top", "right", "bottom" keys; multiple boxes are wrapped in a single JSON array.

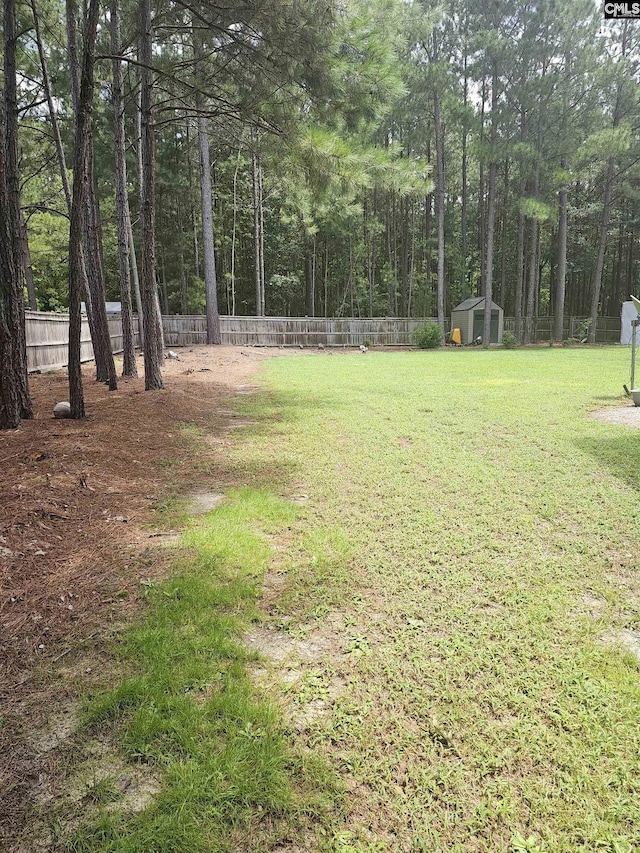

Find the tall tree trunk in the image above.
[
  {"left": 324, "top": 241, "right": 329, "bottom": 318},
  {"left": 588, "top": 156, "right": 615, "bottom": 344},
  {"left": 478, "top": 75, "right": 486, "bottom": 294},
  {"left": 553, "top": 165, "right": 568, "bottom": 345},
  {"left": 514, "top": 111, "right": 527, "bottom": 343},
  {"left": 524, "top": 184, "right": 539, "bottom": 346},
  {"left": 408, "top": 202, "right": 416, "bottom": 317},
  {"left": 304, "top": 238, "right": 314, "bottom": 316},
  {"left": 252, "top": 139, "right": 265, "bottom": 316},
  {"left": 177, "top": 200, "right": 188, "bottom": 314},
  {"left": 400, "top": 196, "right": 409, "bottom": 316},
  {"left": 434, "top": 89, "right": 445, "bottom": 335},
  {"left": 66, "top": 0, "right": 117, "bottom": 390},
  {"left": 482, "top": 64, "right": 498, "bottom": 349},
  {"left": 498, "top": 160, "right": 509, "bottom": 308},
  {"left": 3, "top": 0, "right": 32, "bottom": 420},
  {"left": 139, "top": 0, "right": 163, "bottom": 389},
  {"left": 33, "top": 0, "right": 103, "bottom": 358},
  {"left": 111, "top": 0, "right": 137, "bottom": 376},
  {"left": 230, "top": 143, "right": 241, "bottom": 316},
  {"left": 67, "top": 0, "right": 100, "bottom": 417},
  {"left": 127, "top": 221, "right": 144, "bottom": 344},
  {"left": 0, "top": 209, "right": 22, "bottom": 428},
  {"left": 461, "top": 34, "right": 468, "bottom": 296},
  {"left": 185, "top": 121, "right": 200, "bottom": 280},
  {"left": 0, "top": 90, "right": 25, "bottom": 426},
  {"left": 134, "top": 68, "right": 163, "bottom": 360},
  {"left": 198, "top": 116, "right": 221, "bottom": 343}
]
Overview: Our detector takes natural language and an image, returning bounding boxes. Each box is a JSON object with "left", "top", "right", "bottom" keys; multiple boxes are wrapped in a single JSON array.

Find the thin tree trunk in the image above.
[
  {"left": 66, "top": 0, "right": 116, "bottom": 389},
  {"left": 134, "top": 69, "right": 163, "bottom": 360},
  {"left": 514, "top": 110, "right": 527, "bottom": 342},
  {"left": 460, "top": 36, "right": 468, "bottom": 297},
  {"left": 498, "top": 160, "right": 508, "bottom": 308},
  {"left": 139, "top": 0, "right": 163, "bottom": 389},
  {"left": 185, "top": 121, "right": 200, "bottom": 279},
  {"left": 588, "top": 156, "right": 615, "bottom": 344},
  {"left": 177, "top": 200, "right": 188, "bottom": 314},
  {"left": 67, "top": 0, "right": 100, "bottom": 417},
  {"left": 408, "top": 202, "right": 416, "bottom": 317},
  {"left": 434, "top": 88, "right": 445, "bottom": 335},
  {"left": 478, "top": 76, "right": 486, "bottom": 293},
  {"left": 482, "top": 64, "right": 498, "bottom": 349},
  {"left": 304, "top": 236, "right": 314, "bottom": 316},
  {"left": 524, "top": 192, "right": 539, "bottom": 345},
  {"left": 33, "top": 0, "right": 104, "bottom": 358},
  {"left": 252, "top": 140, "right": 265, "bottom": 316},
  {"left": 198, "top": 116, "right": 221, "bottom": 343},
  {"left": 258, "top": 157, "right": 265, "bottom": 316},
  {"left": 127, "top": 221, "right": 144, "bottom": 344},
  {"left": 21, "top": 216, "right": 37, "bottom": 309},
  {"left": 553, "top": 168, "right": 568, "bottom": 345},
  {"left": 111, "top": 0, "right": 137, "bottom": 376},
  {"left": 230, "top": 143, "right": 241, "bottom": 316},
  {"left": 324, "top": 241, "right": 329, "bottom": 318},
  {"left": 159, "top": 240, "right": 169, "bottom": 314}
]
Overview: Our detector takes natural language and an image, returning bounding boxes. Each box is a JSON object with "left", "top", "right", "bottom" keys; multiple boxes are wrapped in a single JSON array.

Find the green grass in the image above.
[
  {"left": 68, "top": 489, "right": 338, "bottom": 852},
  {"left": 238, "top": 347, "right": 640, "bottom": 853},
  {"left": 67, "top": 347, "right": 640, "bottom": 853}
]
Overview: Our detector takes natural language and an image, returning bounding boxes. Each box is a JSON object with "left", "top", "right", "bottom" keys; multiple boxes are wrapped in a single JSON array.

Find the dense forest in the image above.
[{"left": 1, "top": 0, "right": 639, "bottom": 425}]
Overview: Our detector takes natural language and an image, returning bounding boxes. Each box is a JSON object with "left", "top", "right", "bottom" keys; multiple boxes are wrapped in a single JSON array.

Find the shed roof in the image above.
[{"left": 452, "top": 297, "right": 502, "bottom": 312}]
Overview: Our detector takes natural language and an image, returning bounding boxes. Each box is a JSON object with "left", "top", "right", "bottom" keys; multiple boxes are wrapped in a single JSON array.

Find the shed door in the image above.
[{"left": 473, "top": 310, "right": 499, "bottom": 343}]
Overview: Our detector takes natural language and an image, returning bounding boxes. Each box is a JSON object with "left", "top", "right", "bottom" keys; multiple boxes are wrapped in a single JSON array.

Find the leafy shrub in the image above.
[
  {"left": 502, "top": 331, "right": 517, "bottom": 349},
  {"left": 412, "top": 322, "right": 443, "bottom": 349}
]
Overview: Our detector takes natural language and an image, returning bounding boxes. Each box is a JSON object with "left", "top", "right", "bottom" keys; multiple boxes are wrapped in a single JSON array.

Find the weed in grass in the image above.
[{"left": 83, "top": 777, "right": 122, "bottom": 806}]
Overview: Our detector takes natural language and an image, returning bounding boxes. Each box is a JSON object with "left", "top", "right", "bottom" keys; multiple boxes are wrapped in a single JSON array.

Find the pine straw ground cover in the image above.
[
  {"left": 6, "top": 346, "right": 640, "bottom": 853},
  {"left": 0, "top": 346, "right": 293, "bottom": 850}
]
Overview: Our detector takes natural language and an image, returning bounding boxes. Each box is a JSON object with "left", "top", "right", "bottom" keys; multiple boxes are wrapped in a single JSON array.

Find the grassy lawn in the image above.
[{"left": 69, "top": 347, "right": 640, "bottom": 853}]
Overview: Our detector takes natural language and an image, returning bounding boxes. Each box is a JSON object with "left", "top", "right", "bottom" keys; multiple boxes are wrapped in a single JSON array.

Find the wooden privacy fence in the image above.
[
  {"left": 24, "top": 311, "right": 623, "bottom": 373},
  {"left": 163, "top": 315, "right": 438, "bottom": 348},
  {"left": 25, "top": 310, "right": 140, "bottom": 373},
  {"left": 503, "top": 316, "right": 621, "bottom": 343}
]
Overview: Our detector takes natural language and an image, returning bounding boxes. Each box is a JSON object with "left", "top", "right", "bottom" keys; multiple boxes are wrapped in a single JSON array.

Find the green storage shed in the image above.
[{"left": 450, "top": 297, "right": 504, "bottom": 345}]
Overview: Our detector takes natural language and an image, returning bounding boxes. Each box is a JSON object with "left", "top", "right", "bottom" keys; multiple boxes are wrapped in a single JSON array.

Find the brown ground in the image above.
[
  {"left": 591, "top": 404, "right": 640, "bottom": 427},
  {"left": 0, "top": 345, "right": 301, "bottom": 850}
]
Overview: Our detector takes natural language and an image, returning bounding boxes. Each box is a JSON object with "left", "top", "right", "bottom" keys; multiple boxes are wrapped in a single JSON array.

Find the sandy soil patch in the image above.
[{"left": 592, "top": 404, "right": 640, "bottom": 428}]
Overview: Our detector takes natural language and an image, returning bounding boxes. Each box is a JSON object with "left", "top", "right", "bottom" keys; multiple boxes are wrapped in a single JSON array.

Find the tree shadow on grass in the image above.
[{"left": 576, "top": 432, "right": 640, "bottom": 493}]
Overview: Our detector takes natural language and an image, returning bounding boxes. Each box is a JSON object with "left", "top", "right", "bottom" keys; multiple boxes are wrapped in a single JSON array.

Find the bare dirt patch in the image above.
[
  {"left": 0, "top": 344, "right": 302, "bottom": 850},
  {"left": 602, "top": 628, "right": 640, "bottom": 662},
  {"left": 592, "top": 404, "right": 640, "bottom": 428}
]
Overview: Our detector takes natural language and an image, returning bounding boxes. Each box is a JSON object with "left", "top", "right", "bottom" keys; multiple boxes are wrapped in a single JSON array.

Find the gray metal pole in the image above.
[{"left": 632, "top": 320, "right": 638, "bottom": 389}]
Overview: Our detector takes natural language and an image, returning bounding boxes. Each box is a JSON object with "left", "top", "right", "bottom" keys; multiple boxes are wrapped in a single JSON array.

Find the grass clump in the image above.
[
  {"left": 69, "top": 488, "right": 337, "bottom": 852},
  {"left": 412, "top": 321, "right": 443, "bottom": 349}
]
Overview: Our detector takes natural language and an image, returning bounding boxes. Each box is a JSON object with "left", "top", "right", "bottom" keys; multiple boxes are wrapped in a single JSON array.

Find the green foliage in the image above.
[
  {"left": 502, "top": 331, "right": 517, "bottom": 349},
  {"left": 412, "top": 321, "right": 443, "bottom": 349}
]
